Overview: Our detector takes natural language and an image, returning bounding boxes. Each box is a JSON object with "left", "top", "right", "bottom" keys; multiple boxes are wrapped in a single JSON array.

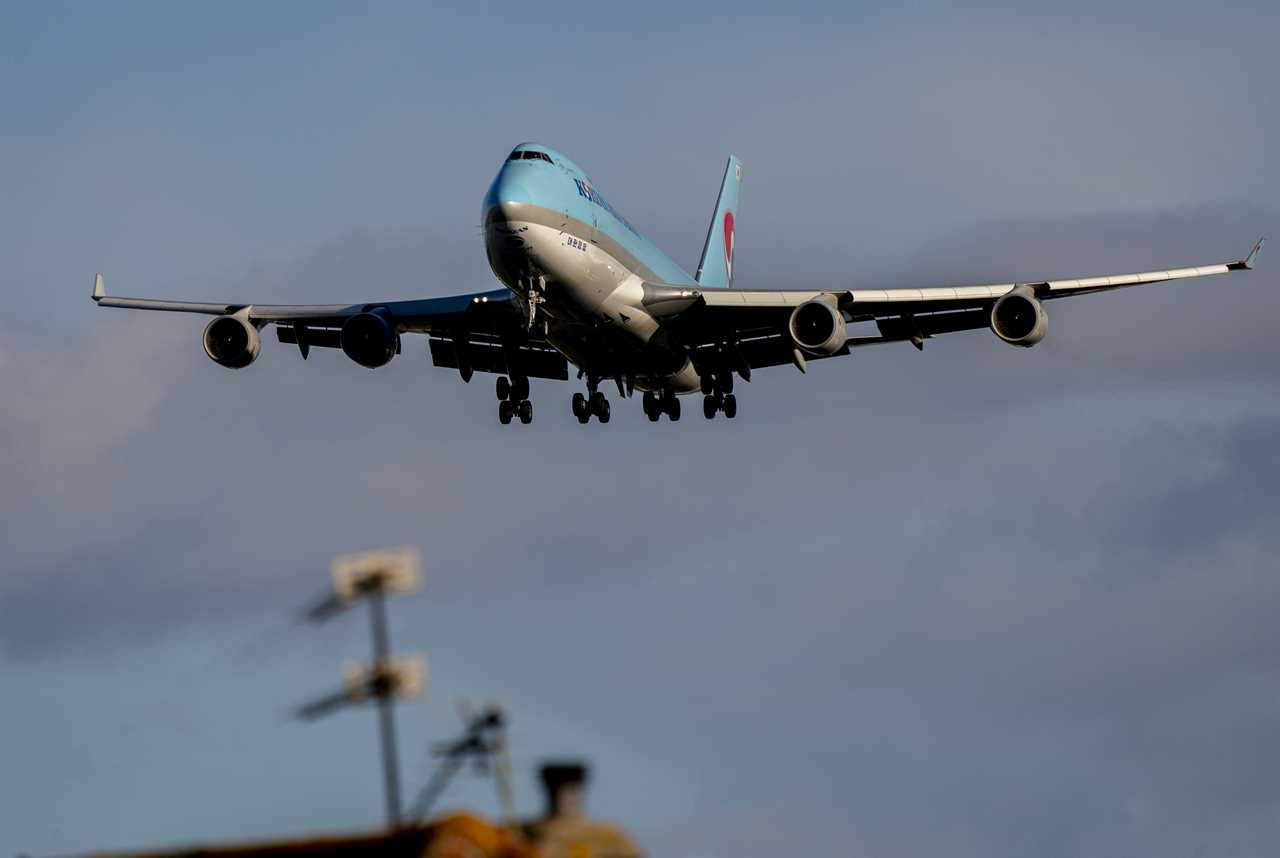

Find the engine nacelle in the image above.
[
  {"left": 203, "top": 315, "right": 261, "bottom": 369},
  {"left": 990, "top": 286, "right": 1047, "bottom": 347},
  {"left": 341, "top": 312, "right": 399, "bottom": 368},
  {"left": 788, "top": 297, "right": 847, "bottom": 356}
]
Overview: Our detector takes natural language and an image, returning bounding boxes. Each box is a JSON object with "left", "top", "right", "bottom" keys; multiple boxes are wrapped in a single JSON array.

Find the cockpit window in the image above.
[{"left": 508, "top": 151, "right": 553, "bottom": 163}]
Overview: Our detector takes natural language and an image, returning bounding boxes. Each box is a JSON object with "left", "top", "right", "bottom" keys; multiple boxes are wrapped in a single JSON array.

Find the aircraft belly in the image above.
[{"left": 488, "top": 219, "right": 700, "bottom": 394}]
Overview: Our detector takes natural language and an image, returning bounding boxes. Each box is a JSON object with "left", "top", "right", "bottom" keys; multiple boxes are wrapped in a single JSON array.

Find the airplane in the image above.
[{"left": 92, "top": 143, "right": 1264, "bottom": 425}]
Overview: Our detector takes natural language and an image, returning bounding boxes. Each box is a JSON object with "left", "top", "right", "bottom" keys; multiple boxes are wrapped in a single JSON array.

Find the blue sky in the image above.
[{"left": 2, "top": 3, "right": 1278, "bottom": 856}]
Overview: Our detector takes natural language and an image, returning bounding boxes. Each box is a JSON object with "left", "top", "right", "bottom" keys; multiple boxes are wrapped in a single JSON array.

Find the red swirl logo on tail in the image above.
[{"left": 723, "top": 210, "right": 735, "bottom": 281}]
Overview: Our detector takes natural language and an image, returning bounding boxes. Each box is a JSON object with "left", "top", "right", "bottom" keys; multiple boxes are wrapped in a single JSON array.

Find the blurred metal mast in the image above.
[
  {"left": 368, "top": 575, "right": 402, "bottom": 828},
  {"left": 297, "top": 547, "right": 425, "bottom": 830},
  {"left": 409, "top": 702, "right": 514, "bottom": 824}
]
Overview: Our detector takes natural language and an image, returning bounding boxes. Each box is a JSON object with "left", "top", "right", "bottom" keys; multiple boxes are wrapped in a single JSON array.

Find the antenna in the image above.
[
  {"left": 409, "top": 702, "right": 514, "bottom": 824},
  {"left": 295, "top": 547, "right": 425, "bottom": 830}
]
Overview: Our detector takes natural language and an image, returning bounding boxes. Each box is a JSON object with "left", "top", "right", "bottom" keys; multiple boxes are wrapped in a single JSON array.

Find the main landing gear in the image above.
[
  {"left": 699, "top": 370, "right": 738, "bottom": 420},
  {"left": 572, "top": 389, "right": 611, "bottom": 424},
  {"left": 496, "top": 375, "right": 532, "bottom": 425},
  {"left": 642, "top": 390, "right": 681, "bottom": 422}
]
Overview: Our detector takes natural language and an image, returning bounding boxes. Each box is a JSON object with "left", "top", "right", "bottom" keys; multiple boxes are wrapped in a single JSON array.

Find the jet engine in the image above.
[
  {"left": 340, "top": 312, "right": 399, "bottom": 368},
  {"left": 203, "top": 315, "right": 261, "bottom": 369},
  {"left": 990, "top": 286, "right": 1047, "bottom": 347},
  {"left": 788, "top": 297, "right": 847, "bottom": 356}
]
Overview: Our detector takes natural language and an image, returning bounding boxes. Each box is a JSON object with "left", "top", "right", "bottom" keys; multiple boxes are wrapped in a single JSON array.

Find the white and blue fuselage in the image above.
[{"left": 481, "top": 143, "right": 708, "bottom": 393}]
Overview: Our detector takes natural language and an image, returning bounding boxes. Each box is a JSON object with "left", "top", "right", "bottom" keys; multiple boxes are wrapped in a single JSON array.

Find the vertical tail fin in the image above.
[{"left": 695, "top": 155, "right": 743, "bottom": 288}]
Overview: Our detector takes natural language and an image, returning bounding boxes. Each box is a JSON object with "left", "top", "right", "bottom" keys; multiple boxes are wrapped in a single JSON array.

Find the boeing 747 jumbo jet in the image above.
[{"left": 93, "top": 144, "right": 1264, "bottom": 425}]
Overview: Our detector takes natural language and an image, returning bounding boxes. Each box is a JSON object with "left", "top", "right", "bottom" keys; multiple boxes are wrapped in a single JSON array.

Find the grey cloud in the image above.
[{"left": 601, "top": 406, "right": 1280, "bottom": 855}]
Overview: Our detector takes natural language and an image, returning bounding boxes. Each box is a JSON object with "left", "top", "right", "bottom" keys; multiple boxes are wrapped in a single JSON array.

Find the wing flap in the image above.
[
  {"left": 875, "top": 308, "right": 991, "bottom": 340},
  {"left": 706, "top": 308, "right": 993, "bottom": 370},
  {"left": 427, "top": 337, "right": 568, "bottom": 380},
  {"left": 276, "top": 326, "right": 342, "bottom": 350}
]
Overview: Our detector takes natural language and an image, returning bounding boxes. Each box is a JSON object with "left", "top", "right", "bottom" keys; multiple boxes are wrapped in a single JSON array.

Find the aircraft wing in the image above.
[
  {"left": 92, "top": 273, "right": 521, "bottom": 330},
  {"left": 670, "top": 239, "right": 1263, "bottom": 369},
  {"left": 91, "top": 275, "right": 569, "bottom": 380}
]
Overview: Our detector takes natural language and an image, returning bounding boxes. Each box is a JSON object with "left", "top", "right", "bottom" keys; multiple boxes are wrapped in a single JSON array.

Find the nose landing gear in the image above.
[{"left": 496, "top": 375, "right": 533, "bottom": 425}]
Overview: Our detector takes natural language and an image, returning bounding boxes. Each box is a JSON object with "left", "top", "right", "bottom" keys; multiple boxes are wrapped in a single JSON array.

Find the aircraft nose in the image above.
[
  {"left": 498, "top": 191, "right": 529, "bottom": 222},
  {"left": 485, "top": 169, "right": 533, "bottom": 224}
]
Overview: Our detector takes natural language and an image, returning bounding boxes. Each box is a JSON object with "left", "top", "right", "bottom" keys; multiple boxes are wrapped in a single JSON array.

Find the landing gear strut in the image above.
[{"left": 496, "top": 375, "right": 533, "bottom": 425}]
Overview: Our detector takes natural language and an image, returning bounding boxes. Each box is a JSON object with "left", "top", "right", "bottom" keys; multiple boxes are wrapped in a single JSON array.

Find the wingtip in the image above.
[
  {"left": 1228, "top": 238, "right": 1264, "bottom": 271},
  {"left": 1246, "top": 237, "right": 1265, "bottom": 269},
  {"left": 92, "top": 272, "right": 105, "bottom": 300}
]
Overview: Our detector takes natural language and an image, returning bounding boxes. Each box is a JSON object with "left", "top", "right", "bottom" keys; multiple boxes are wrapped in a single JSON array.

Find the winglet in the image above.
[
  {"left": 1230, "top": 238, "right": 1264, "bottom": 271},
  {"left": 92, "top": 272, "right": 105, "bottom": 301},
  {"left": 1245, "top": 237, "right": 1264, "bottom": 269}
]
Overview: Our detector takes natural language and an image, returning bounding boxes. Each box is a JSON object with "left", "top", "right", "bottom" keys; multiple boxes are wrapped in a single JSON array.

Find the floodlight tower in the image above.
[{"left": 297, "top": 547, "right": 425, "bottom": 829}]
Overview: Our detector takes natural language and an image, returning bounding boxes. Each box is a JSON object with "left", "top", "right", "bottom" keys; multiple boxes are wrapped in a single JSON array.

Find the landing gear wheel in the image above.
[
  {"left": 512, "top": 376, "right": 530, "bottom": 402},
  {"left": 518, "top": 400, "right": 533, "bottom": 424},
  {"left": 700, "top": 375, "right": 714, "bottom": 396},
  {"left": 498, "top": 400, "right": 515, "bottom": 424},
  {"left": 590, "top": 391, "right": 607, "bottom": 416},
  {"left": 598, "top": 399, "right": 611, "bottom": 423},
  {"left": 572, "top": 392, "right": 587, "bottom": 419},
  {"left": 643, "top": 392, "right": 660, "bottom": 422},
  {"left": 666, "top": 396, "right": 681, "bottom": 422},
  {"left": 717, "top": 371, "right": 734, "bottom": 394},
  {"left": 723, "top": 394, "right": 737, "bottom": 419},
  {"left": 703, "top": 395, "right": 718, "bottom": 419},
  {"left": 496, "top": 376, "right": 511, "bottom": 401}
]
